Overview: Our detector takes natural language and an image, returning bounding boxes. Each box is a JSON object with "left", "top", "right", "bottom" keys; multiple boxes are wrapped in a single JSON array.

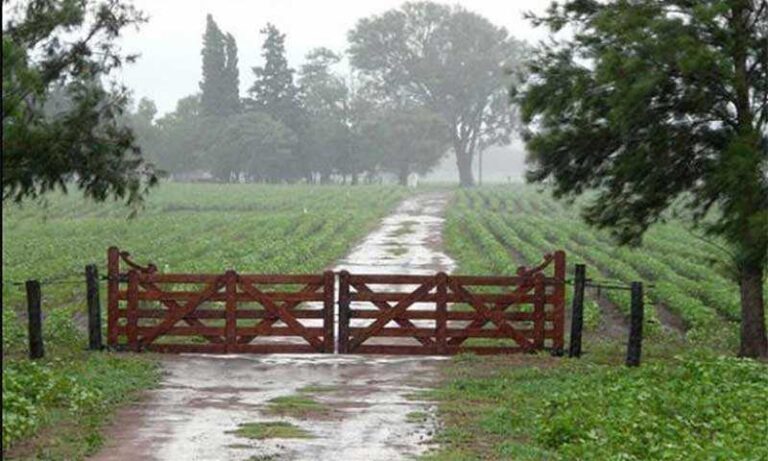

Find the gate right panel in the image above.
[{"left": 338, "top": 251, "right": 565, "bottom": 355}]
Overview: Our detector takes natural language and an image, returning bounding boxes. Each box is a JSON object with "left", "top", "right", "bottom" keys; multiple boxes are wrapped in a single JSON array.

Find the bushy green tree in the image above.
[
  {"left": 518, "top": 0, "right": 768, "bottom": 357},
  {"left": 362, "top": 103, "right": 449, "bottom": 185},
  {"left": 2, "top": 0, "right": 158, "bottom": 206},
  {"left": 208, "top": 112, "right": 296, "bottom": 182},
  {"left": 152, "top": 94, "right": 213, "bottom": 175}
]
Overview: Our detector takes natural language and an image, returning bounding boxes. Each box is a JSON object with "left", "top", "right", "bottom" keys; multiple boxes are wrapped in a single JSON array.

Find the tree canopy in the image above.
[
  {"left": 199, "top": 14, "right": 240, "bottom": 117},
  {"left": 348, "top": 1, "right": 527, "bottom": 186},
  {"left": 2, "top": 0, "right": 159, "bottom": 206},
  {"left": 518, "top": 0, "right": 768, "bottom": 357}
]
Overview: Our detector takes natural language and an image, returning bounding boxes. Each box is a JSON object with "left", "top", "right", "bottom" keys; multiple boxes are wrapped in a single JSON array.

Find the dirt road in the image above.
[{"left": 91, "top": 192, "right": 455, "bottom": 461}]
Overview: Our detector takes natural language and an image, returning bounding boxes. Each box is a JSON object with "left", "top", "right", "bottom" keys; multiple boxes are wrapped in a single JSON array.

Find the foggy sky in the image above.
[{"left": 117, "top": 0, "right": 553, "bottom": 116}]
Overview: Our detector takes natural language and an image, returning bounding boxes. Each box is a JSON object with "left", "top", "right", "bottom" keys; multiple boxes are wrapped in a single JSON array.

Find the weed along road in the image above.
[{"left": 91, "top": 193, "right": 456, "bottom": 461}]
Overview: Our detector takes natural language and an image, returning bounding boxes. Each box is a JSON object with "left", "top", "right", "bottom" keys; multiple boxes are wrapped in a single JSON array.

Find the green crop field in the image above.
[
  {"left": 444, "top": 185, "right": 768, "bottom": 347},
  {"left": 427, "top": 185, "right": 768, "bottom": 460},
  {"left": 3, "top": 183, "right": 766, "bottom": 460},
  {"left": 1, "top": 183, "right": 406, "bottom": 457}
]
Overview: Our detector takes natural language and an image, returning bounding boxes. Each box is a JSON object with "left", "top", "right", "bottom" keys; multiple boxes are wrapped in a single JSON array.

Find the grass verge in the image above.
[
  {"left": 3, "top": 352, "right": 160, "bottom": 460},
  {"left": 421, "top": 342, "right": 768, "bottom": 461}
]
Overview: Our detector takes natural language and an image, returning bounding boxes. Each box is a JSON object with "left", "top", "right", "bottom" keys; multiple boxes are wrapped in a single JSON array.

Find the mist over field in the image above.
[{"left": 3, "top": 1, "right": 767, "bottom": 460}]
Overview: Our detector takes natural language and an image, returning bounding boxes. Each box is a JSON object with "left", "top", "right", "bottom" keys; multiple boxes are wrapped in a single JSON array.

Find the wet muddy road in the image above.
[{"left": 91, "top": 192, "right": 455, "bottom": 461}]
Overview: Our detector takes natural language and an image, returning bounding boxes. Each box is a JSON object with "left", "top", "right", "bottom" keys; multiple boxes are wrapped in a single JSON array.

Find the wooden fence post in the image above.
[
  {"left": 626, "top": 281, "right": 644, "bottom": 367},
  {"left": 85, "top": 264, "right": 103, "bottom": 351},
  {"left": 568, "top": 264, "right": 586, "bottom": 358},
  {"left": 25, "top": 280, "right": 44, "bottom": 359},
  {"left": 338, "top": 271, "right": 351, "bottom": 354}
]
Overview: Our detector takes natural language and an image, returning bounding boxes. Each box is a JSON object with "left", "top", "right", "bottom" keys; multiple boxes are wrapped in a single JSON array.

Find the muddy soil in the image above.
[{"left": 91, "top": 192, "right": 455, "bottom": 461}]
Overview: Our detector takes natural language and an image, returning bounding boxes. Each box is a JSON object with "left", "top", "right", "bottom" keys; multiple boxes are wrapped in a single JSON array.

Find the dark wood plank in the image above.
[
  {"left": 323, "top": 270, "right": 335, "bottom": 353},
  {"left": 436, "top": 272, "right": 448, "bottom": 353},
  {"left": 107, "top": 246, "right": 120, "bottom": 348}
]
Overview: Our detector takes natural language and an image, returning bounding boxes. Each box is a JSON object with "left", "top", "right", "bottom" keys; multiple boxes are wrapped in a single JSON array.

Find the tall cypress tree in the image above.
[
  {"left": 223, "top": 33, "right": 241, "bottom": 115},
  {"left": 248, "top": 23, "right": 305, "bottom": 181},
  {"left": 200, "top": 14, "right": 239, "bottom": 116},
  {"left": 248, "top": 23, "right": 299, "bottom": 123}
]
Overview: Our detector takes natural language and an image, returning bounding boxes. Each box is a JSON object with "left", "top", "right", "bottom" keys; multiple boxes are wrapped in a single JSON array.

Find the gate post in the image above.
[
  {"left": 126, "top": 270, "right": 139, "bottom": 352},
  {"left": 26, "top": 280, "right": 44, "bottom": 360},
  {"left": 533, "top": 273, "right": 546, "bottom": 349},
  {"left": 86, "top": 264, "right": 103, "bottom": 351},
  {"left": 552, "top": 251, "right": 566, "bottom": 353},
  {"left": 107, "top": 246, "right": 120, "bottom": 349},
  {"left": 225, "top": 270, "right": 238, "bottom": 353},
  {"left": 569, "top": 264, "right": 586, "bottom": 358},
  {"left": 338, "top": 271, "right": 351, "bottom": 353},
  {"left": 626, "top": 282, "right": 644, "bottom": 367},
  {"left": 323, "top": 271, "right": 335, "bottom": 353},
  {"left": 435, "top": 272, "right": 448, "bottom": 354}
]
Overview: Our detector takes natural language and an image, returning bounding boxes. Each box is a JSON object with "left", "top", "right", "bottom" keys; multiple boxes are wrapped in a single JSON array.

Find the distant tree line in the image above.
[{"left": 127, "top": 2, "right": 525, "bottom": 186}]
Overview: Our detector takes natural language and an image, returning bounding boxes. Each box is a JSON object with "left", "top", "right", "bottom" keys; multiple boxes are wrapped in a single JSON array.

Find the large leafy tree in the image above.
[
  {"left": 2, "top": 0, "right": 158, "bottom": 206},
  {"left": 208, "top": 112, "right": 296, "bottom": 183},
  {"left": 348, "top": 1, "right": 526, "bottom": 186},
  {"left": 199, "top": 14, "right": 239, "bottom": 117},
  {"left": 151, "top": 94, "right": 213, "bottom": 176},
  {"left": 519, "top": 0, "right": 768, "bottom": 357},
  {"left": 362, "top": 103, "right": 449, "bottom": 185}
]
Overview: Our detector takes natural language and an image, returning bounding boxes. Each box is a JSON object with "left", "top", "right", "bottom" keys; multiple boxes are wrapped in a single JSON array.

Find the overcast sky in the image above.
[{"left": 117, "top": 0, "right": 553, "bottom": 116}]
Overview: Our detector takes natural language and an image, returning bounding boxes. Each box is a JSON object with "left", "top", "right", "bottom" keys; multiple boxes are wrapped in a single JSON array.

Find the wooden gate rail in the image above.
[
  {"left": 337, "top": 251, "right": 565, "bottom": 355},
  {"left": 107, "top": 247, "right": 334, "bottom": 353}
]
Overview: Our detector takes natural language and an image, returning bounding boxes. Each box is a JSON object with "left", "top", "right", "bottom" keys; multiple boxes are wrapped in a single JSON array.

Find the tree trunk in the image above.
[
  {"left": 351, "top": 174, "right": 359, "bottom": 186},
  {"left": 456, "top": 151, "right": 474, "bottom": 187},
  {"left": 739, "top": 262, "right": 767, "bottom": 358},
  {"left": 398, "top": 168, "right": 409, "bottom": 186}
]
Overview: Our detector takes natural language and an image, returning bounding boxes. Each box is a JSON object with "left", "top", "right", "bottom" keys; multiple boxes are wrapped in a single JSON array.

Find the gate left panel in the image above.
[{"left": 107, "top": 247, "right": 335, "bottom": 354}]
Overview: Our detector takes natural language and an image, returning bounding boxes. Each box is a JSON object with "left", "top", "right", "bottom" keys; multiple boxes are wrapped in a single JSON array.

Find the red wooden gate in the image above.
[
  {"left": 106, "top": 247, "right": 565, "bottom": 355},
  {"left": 106, "top": 247, "right": 334, "bottom": 353},
  {"left": 337, "top": 251, "right": 565, "bottom": 355}
]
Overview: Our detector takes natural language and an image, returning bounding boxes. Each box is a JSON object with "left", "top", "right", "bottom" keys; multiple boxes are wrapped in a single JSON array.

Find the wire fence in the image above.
[{"left": 1, "top": 272, "right": 115, "bottom": 287}]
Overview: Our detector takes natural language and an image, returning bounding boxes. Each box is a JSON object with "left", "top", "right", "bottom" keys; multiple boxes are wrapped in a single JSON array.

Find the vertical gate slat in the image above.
[
  {"left": 533, "top": 273, "right": 545, "bottom": 349},
  {"left": 552, "top": 250, "right": 566, "bottom": 351},
  {"left": 225, "top": 270, "right": 237, "bottom": 353},
  {"left": 323, "top": 271, "right": 335, "bottom": 353},
  {"left": 107, "top": 246, "right": 120, "bottom": 348},
  {"left": 338, "top": 271, "right": 351, "bottom": 353},
  {"left": 436, "top": 273, "right": 448, "bottom": 354},
  {"left": 127, "top": 270, "right": 139, "bottom": 351}
]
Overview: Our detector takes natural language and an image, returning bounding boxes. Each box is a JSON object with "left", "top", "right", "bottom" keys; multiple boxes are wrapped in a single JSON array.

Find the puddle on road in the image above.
[{"left": 90, "top": 192, "right": 455, "bottom": 461}]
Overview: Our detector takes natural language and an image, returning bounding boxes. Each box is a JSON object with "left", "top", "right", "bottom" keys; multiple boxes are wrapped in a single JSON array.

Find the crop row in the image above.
[{"left": 446, "top": 186, "right": 747, "bottom": 341}]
